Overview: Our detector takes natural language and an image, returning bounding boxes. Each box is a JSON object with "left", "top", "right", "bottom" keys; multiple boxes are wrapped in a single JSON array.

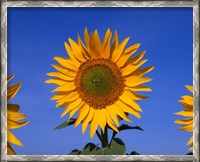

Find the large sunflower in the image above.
[
  {"left": 175, "top": 85, "right": 193, "bottom": 151},
  {"left": 46, "top": 28, "right": 154, "bottom": 138},
  {"left": 7, "top": 74, "right": 29, "bottom": 155}
]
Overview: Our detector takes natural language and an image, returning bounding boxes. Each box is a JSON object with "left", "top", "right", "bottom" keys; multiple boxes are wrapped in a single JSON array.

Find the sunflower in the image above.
[
  {"left": 7, "top": 74, "right": 29, "bottom": 155},
  {"left": 175, "top": 85, "right": 193, "bottom": 151},
  {"left": 46, "top": 28, "right": 154, "bottom": 138}
]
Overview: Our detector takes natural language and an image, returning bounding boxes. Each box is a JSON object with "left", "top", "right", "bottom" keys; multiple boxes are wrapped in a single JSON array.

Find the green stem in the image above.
[
  {"left": 101, "top": 125, "right": 108, "bottom": 148},
  {"left": 111, "top": 130, "right": 116, "bottom": 140},
  {"left": 96, "top": 130, "right": 101, "bottom": 141}
]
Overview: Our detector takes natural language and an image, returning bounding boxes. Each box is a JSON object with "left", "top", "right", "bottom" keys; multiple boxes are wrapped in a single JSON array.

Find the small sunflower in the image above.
[
  {"left": 7, "top": 74, "right": 29, "bottom": 155},
  {"left": 175, "top": 85, "right": 193, "bottom": 151},
  {"left": 46, "top": 28, "right": 154, "bottom": 138}
]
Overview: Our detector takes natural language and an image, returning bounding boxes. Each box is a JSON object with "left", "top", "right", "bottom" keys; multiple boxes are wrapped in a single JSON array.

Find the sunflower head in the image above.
[
  {"left": 175, "top": 85, "right": 193, "bottom": 151},
  {"left": 46, "top": 28, "right": 154, "bottom": 138},
  {"left": 7, "top": 74, "right": 29, "bottom": 155}
]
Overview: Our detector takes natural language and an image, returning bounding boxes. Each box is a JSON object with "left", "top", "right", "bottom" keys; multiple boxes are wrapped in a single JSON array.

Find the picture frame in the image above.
[{"left": 1, "top": 1, "right": 199, "bottom": 161}]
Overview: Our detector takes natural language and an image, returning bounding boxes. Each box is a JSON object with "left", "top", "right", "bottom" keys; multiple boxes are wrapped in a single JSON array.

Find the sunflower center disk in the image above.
[
  {"left": 75, "top": 58, "right": 125, "bottom": 109},
  {"left": 82, "top": 66, "right": 114, "bottom": 96}
]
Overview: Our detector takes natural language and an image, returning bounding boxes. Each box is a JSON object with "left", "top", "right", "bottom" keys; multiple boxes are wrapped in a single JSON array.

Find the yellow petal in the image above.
[
  {"left": 74, "top": 104, "right": 90, "bottom": 127},
  {"left": 50, "top": 92, "right": 68, "bottom": 100},
  {"left": 51, "top": 64, "right": 76, "bottom": 77},
  {"left": 46, "top": 72, "right": 75, "bottom": 81},
  {"left": 56, "top": 91, "right": 79, "bottom": 107},
  {"left": 102, "top": 29, "right": 112, "bottom": 59},
  {"left": 132, "top": 66, "right": 154, "bottom": 76},
  {"left": 129, "top": 85, "right": 152, "bottom": 92},
  {"left": 185, "top": 85, "right": 193, "bottom": 93},
  {"left": 121, "top": 64, "right": 137, "bottom": 76},
  {"left": 60, "top": 98, "right": 83, "bottom": 118},
  {"left": 7, "top": 104, "right": 20, "bottom": 112},
  {"left": 7, "top": 130, "right": 23, "bottom": 146},
  {"left": 77, "top": 34, "right": 92, "bottom": 59},
  {"left": 103, "top": 28, "right": 111, "bottom": 46},
  {"left": 45, "top": 78, "right": 67, "bottom": 85},
  {"left": 106, "top": 112, "right": 119, "bottom": 133},
  {"left": 51, "top": 95, "right": 63, "bottom": 100},
  {"left": 110, "top": 31, "right": 119, "bottom": 56},
  {"left": 52, "top": 82, "right": 76, "bottom": 92},
  {"left": 124, "top": 43, "right": 140, "bottom": 54},
  {"left": 187, "top": 136, "right": 193, "bottom": 145},
  {"left": 89, "top": 33, "right": 101, "bottom": 58},
  {"left": 54, "top": 57, "right": 78, "bottom": 71},
  {"left": 69, "top": 106, "right": 80, "bottom": 119},
  {"left": 7, "top": 74, "right": 15, "bottom": 83},
  {"left": 64, "top": 42, "right": 81, "bottom": 65},
  {"left": 8, "top": 120, "right": 29, "bottom": 129},
  {"left": 179, "top": 98, "right": 193, "bottom": 106},
  {"left": 55, "top": 102, "right": 68, "bottom": 108},
  {"left": 113, "top": 103, "right": 132, "bottom": 122},
  {"left": 56, "top": 91, "right": 79, "bottom": 102},
  {"left": 178, "top": 100, "right": 193, "bottom": 109},
  {"left": 188, "top": 144, "right": 193, "bottom": 150},
  {"left": 97, "top": 109, "right": 107, "bottom": 133},
  {"left": 82, "top": 108, "right": 94, "bottom": 134},
  {"left": 106, "top": 106, "right": 119, "bottom": 126},
  {"left": 90, "top": 110, "right": 99, "bottom": 138},
  {"left": 175, "top": 110, "right": 193, "bottom": 117},
  {"left": 7, "top": 82, "right": 22, "bottom": 101},
  {"left": 175, "top": 117, "right": 193, "bottom": 124},
  {"left": 94, "top": 30, "right": 102, "bottom": 48},
  {"left": 125, "top": 76, "right": 152, "bottom": 87},
  {"left": 181, "top": 95, "right": 193, "bottom": 102},
  {"left": 121, "top": 60, "right": 147, "bottom": 76},
  {"left": 124, "top": 88, "right": 149, "bottom": 100},
  {"left": 116, "top": 101, "right": 141, "bottom": 119},
  {"left": 7, "top": 142, "right": 16, "bottom": 155},
  {"left": 178, "top": 123, "right": 193, "bottom": 132},
  {"left": 119, "top": 92, "right": 142, "bottom": 112},
  {"left": 123, "top": 50, "right": 146, "bottom": 68},
  {"left": 7, "top": 110, "right": 26, "bottom": 121},
  {"left": 117, "top": 43, "right": 140, "bottom": 67},
  {"left": 128, "top": 50, "right": 146, "bottom": 63},
  {"left": 112, "top": 37, "right": 130, "bottom": 63},
  {"left": 84, "top": 27, "right": 90, "bottom": 48},
  {"left": 68, "top": 38, "right": 86, "bottom": 63}
]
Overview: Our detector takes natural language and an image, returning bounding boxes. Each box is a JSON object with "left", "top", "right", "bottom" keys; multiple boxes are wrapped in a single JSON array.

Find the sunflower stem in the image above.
[
  {"left": 111, "top": 130, "right": 116, "bottom": 141},
  {"left": 96, "top": 130, "right": 101, "bottom": 141},
  {"left": 101, "top": 125, "right": 108, "bottom": 148}
]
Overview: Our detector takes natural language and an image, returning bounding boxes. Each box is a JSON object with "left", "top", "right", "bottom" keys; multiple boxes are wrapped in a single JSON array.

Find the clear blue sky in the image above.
[{"left": 7, "top": 7, "right": 193, "bottom": 155}]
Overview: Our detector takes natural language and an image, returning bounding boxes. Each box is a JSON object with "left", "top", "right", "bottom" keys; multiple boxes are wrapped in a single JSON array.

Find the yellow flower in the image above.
[
  {"left": 175, "top": 85, "right": 193, "bottom": 151},
  {"left": 7, "top": 74, "right": 29, "bottom": 155},
  {"left": 46, "top": 28, "right": 154, "bottom": 138}
]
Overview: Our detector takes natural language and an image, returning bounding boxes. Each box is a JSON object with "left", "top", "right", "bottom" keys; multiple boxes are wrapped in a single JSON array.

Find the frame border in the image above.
[{"left": 1, "top": 1, "right": 199, "bottom": 161}]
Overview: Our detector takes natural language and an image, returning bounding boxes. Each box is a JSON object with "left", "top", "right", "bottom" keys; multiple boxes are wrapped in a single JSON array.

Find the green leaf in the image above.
[
  {"left": 108, "top": 138, "right": 126, "bottom": 155},
  {"left": 118, "top": 124, "right": 144, "bottom": 132},
  {"left": 68, "top": 149, "right": 81, "bottom": 155},
  {"left": 94, "top": 147, "right": 112, "bottom": 155},
  {"left": 54, "top": 118, "right": 76, "bottom": 130},
  {"left": 126, "top": 151, "right": 140, "bottom": 155},
  {"left": 69, "top": 138, "right": 126, "bottom": 155},
  {"left": 81, "top": 143, "right": 100, "bottom": 155},
  {"left": 111, "top": 124, "right": 144, "bottom": 139},
  {"left": 83, "top": 138, "right": 126, "bottom": 155}
]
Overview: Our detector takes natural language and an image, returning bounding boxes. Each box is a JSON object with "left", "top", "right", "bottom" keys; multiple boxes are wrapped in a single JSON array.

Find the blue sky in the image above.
[{"left": 7, "top": 7, "right": 193, "bottom": 155}]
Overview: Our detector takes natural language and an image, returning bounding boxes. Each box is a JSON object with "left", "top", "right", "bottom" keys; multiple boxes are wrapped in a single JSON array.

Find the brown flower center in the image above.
[{"left": 75, "top": 58, "right": 125, "bottom": 109}]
